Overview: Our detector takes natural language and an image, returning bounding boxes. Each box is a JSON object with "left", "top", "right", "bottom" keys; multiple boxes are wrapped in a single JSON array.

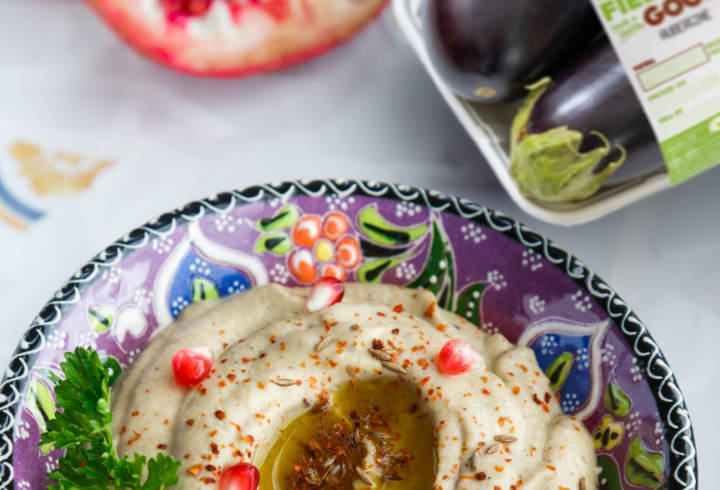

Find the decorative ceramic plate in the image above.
[{"left": 0, "top": 180, "right": 696, "bottom": 490}]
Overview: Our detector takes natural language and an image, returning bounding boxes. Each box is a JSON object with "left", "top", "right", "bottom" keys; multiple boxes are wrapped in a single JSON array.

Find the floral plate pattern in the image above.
[{"left": 0, "top": 180, "right": 697, "bottom": 490}]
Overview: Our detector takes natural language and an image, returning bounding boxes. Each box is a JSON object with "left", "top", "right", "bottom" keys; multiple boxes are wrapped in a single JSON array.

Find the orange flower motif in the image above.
[{"left": 287, "top": 212, "right": 360, "bottom": 283}]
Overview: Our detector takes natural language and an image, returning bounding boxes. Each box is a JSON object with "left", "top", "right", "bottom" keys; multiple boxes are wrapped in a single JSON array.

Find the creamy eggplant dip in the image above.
[{"left": 110, "top": 283, "right": 597, "bottom": 490}]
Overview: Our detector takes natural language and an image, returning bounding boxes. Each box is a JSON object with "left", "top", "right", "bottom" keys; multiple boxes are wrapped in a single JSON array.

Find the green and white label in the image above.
[{"left": 592, "top": 0, "right": 720, "bottom": 185}]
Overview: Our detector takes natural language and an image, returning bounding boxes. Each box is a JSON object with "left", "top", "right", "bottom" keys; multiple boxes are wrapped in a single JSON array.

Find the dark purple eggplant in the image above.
[
  {"left": 510, "top": 38, "right": 665, "bottom": 202},
  {"left": 422, "top": 0, "right": 603, "bottom": 104}
]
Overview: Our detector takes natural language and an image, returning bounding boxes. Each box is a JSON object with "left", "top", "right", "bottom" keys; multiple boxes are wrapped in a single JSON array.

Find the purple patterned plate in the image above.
[{"left": 0, "top": 180, "right": 696, "bottom": 490}]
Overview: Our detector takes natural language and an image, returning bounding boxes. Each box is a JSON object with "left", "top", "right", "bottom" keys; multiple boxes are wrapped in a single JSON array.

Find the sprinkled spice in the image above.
[
  {"left": 215, "top": 410, "right": 226, "bottom": 420},
  {"left": 211, "top": 443, "right": 219, "bottom": 455},
  {"left": 186, "top": 419, "right": 194, "bottom": 426},
  {"left": 391, "top": 328, "right": 400, "bottom": 335},
  {"left": 372, "top": 339, "right": 385, "bottom": 350},
  {"left": 270, "top": 378, "right": 297, "bottom": 387},
  {"left": 188, "top": 464, "right": 203, "bottom": 476},
  {"left": 579, "top": 476, "right": 586, "bottom": 490},
  {"left": 471, "top": 449, "right": 482, "bottom": 471},
  {"left": 157, "top": 444, "right": 168, "bottom": 450},
  {"left": 382, "top": 361, "right": 407, "bottom": 374},
  {"left": 475, "top": 472, "right": 487, "bottom": 481},
  {"left": 204, "top": 477, "right": 216, "bottom": 484},
  {"left": 316, "top": 336, "right": 333, "bottom": 351},
  {"left": 369, "top": 349, "right": 392, "bottom": 361}
]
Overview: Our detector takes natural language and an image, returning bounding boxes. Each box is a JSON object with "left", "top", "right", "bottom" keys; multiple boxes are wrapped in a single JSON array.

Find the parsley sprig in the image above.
[{"left": 40, "top": 347, "right": 182, "bottom": 489}]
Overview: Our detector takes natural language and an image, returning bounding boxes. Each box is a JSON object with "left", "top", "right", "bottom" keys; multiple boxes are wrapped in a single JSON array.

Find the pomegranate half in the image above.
[{"left": 83, "top": 0, "right": 389, "bottom": 77}]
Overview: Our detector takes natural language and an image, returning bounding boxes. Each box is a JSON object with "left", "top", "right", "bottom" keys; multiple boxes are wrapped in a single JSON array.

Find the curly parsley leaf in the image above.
[{"left": 40, "top": 347, "right": 182, "bottom": 490}]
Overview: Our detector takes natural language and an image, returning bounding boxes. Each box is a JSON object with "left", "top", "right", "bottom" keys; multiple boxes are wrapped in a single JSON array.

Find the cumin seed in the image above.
[
  {"left": 270, "top": 378, "right": 296, "bottom": 387},
  {"left": 486, "top": 443, "right": 500, "bottom": 454},
  {"left": 369, "top": 349, "right": 392, "bottom": 361},
  {"left": 471, "top": 449, "right": 481, "bottom": 471},
  {"left": 382, "top": 361, "right": 407, "bottom": 374},
  {"left": 494, "top": 435, "right": 518, "bottom": 443},
  {"left": 316, "top": 336, "right": 333, "bottom": 351},
  {"left": 355, "top": 467, "right": 373, "bottom": 485}
]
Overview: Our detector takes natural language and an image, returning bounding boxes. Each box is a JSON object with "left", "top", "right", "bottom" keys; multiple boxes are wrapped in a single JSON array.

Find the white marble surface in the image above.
[{"left": 0, "top": 0, "right": 717, "bottom": 480}]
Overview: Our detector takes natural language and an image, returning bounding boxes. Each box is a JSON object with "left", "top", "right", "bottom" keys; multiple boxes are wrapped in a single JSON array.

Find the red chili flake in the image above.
[
  {"left": 187, "top": 419, "right": 195, "bottom": 426},
  {"left": 421, "top": 376, "right": 431, "bottom": 385},
  {"left": 206, "top": 465, "right": 217, "bottom": 472},
  {"left": 424, "top": 301, "right": 436, "bottom": 318},
  {"left": 218, "top": 381, "right": 227, "bottom": 388},
  {"left": 372, "top": 339, "right": 385, "bottom": 350},
  {"left": 120, "top": 426, "right": 126, "bottom": 436},
  {"left": 391, "top": 328, "right": 400, "bottom": 335},
  {"left": 393, "top": 304, "right": 404, "bottom": 313},
  {"left": 79, "top": 461, "right": 88, "bottom": 468},
  {"left": 475, "top": 473, "right": 487, "bottom": 481},
  {"left": 188, "top": 464, "right": 203, "bottom": 476},
  {"left": 222, "top": 343, "right": 228, "bottom": 349},
  {"left": 127, "top": 430, "right": 142, "bottom": 446},
  {"left": 210, "top": 430, "right": 218, "bottom": 437},
  {"left": 410, "top": 404, "right": 418, "bottom": 413},
  {"left": 544, "top": 392, "right": 552, "bottom": 403},
  {"left": 248, "top": 435, "right": 255, "bottom": 442},
  {"left": 482, "top": 389, "right": 491, "bottom": 395},
  {"left": 200, "top": 388, "right": 207, "bottom": 395},
  {"left": 215, "top": 410, "right": 226, "bottom": 420},
  {"left": 257, "top": 382, "right": 266, "bottom": 389},
  {"left": 533, "top": 394, "right": 542, "bottom": 405},
  {"left": 204, "top": 478, "right": 217, "bottom": 484},
  {"left": 157, "top": 444, "right": 168, "bottom": 449},
  {"left": 260, "top": 353, "right": 266, "bottom": 359},
  {"left": 211, "top": 443, "right": 219, "bottom": 455},
  {"left": 220, "top": 359, "right": 228, "bottom": 363},
  {"left": 131, "top": 411, "right": 140, "bottom": 417},
  {"left": 227, "top": 374, "right": 237, "bottom": 381}
]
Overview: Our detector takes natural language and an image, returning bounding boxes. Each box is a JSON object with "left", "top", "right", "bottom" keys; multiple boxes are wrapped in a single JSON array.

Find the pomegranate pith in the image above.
[{"left": 83, "top": 0, "right": 389, "bottom": 77}]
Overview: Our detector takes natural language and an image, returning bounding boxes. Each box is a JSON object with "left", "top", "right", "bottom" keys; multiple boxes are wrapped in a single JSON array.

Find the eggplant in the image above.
[
  {"left": 422, "top": 0, "right": 603, "bottom": 104},
  {"left": 510, "top": 38, "right": 665, "bottom": 202}
]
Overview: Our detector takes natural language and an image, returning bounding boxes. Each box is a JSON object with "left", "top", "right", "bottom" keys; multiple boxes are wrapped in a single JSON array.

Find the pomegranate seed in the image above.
[
  {"left": 304, "top": 277, "right": 345, "bottom": 313},
  {"left": 172, "top": 346, "right": 214, "bottom": 386},
  {"left": 219, "top": 462, "right": 260, "bottom": 490},
  {"left": 437, "top": 339, "right": 483, "bottom": 376}
]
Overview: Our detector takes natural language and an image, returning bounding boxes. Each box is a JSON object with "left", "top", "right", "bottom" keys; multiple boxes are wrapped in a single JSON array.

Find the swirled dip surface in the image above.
[{"left": 111, "top": 284, "right": 597, "bottom": 489}]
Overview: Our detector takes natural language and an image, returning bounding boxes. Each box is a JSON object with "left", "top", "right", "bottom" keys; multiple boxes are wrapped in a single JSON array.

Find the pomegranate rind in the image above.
[{"left": 82, "top": 0, "right": 389, "bottom": 77}]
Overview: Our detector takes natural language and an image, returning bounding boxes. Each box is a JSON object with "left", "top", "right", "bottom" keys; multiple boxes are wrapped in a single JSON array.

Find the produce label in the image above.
[{"left": 592, "top": 0, "right": 720, "bottom": 185}]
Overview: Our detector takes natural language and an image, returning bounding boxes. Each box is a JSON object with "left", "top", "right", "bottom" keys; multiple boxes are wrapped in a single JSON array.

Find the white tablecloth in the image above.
[{"left": 1, "top": 0, "right": 718, "bottom": 475}]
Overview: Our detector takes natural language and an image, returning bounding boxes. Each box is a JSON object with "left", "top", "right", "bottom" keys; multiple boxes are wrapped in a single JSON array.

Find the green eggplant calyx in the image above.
[{"left": 510, "top": 77, "right": 627, "bottom": 203}]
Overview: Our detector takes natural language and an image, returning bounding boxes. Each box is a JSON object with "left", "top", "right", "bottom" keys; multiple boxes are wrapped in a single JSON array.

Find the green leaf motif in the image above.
[
  {"left": 256, "top": 205, "right": 299, "bottom": 232},
  {"left": 626, "top": 437, "right": 664, "bottom": 488},
  {"left": 597, "top": 455, "right": 622, "bottom": 490},
  {"left": 358, "top": 206, "right": 427, "bottom": 245},
  {"left": 25, "top": 380, "right": 56, "bottom": 454},
  {"left": 438, "top": 248, "right": 455, "bottom": 310},
  {"left": 454, "top": 283, "right": 486, "bottom": 327},
  {"left": 192, "top": 277, "right": 219, "bottom": 302},
  {"left": 87, "top": 306, "right": 115, "bottom": 333},
  {"left": 605, "top": 382, "right": 632, "bottom": 417},
  {"left": 407, "top": 222, "right": 446, "bottom": 296},
  {"left": 546, "top": 352, "right": 574, "bottom": 393},
  {"left": 358, "top": 256, "right": 409, "bottom": 283},
  {"left": 255, "top": 232, "right": 292, "bottom": 255}
]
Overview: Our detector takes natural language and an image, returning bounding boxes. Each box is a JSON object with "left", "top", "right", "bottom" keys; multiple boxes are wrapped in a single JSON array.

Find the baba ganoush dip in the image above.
[{"left": 111, "top": 283, "right": 597, "bottom": 490}]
